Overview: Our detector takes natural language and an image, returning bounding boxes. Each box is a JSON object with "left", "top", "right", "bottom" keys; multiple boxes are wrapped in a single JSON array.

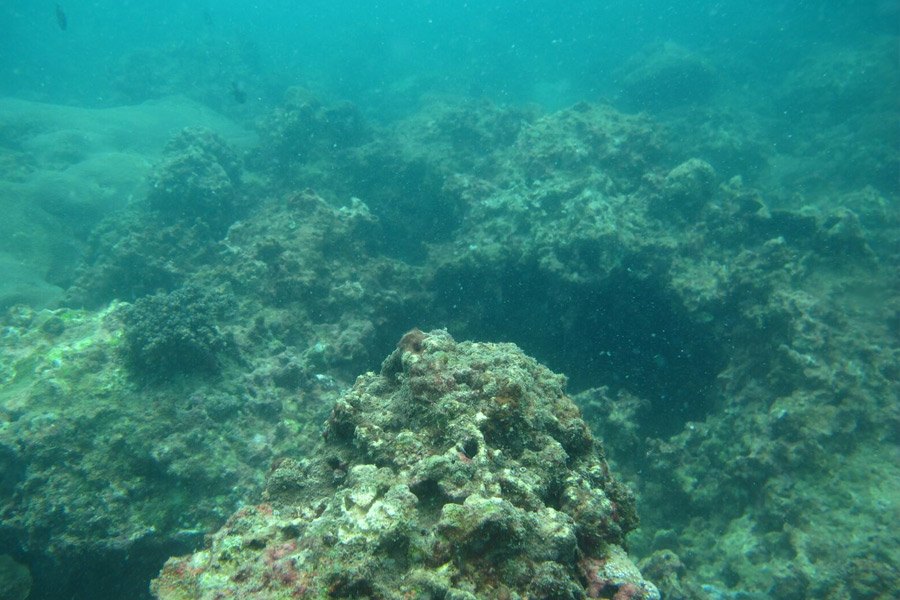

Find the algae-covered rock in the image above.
[
  {"left": 252, "top": 87, "right": 370, "bottom": 183},
  {"left": 147, "top": 127, "right": 243, "bottom": 229},
  {"left": 120, "top": 285, "right": 233, "bottom": 380},
  {"left": 152, "top": 329, "right": 658, "bottom": 599},
  {"left": 651, "top": 158, "right": 718, "bottom": 219}
]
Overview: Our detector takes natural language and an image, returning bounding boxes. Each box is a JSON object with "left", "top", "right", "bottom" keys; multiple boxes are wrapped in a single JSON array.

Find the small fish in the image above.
[
  {"left": 55, "top": 4, "right": 67, "bottom": 31},
  {"left": 231, "top": 81, "right": 247, "bottom": 104}
]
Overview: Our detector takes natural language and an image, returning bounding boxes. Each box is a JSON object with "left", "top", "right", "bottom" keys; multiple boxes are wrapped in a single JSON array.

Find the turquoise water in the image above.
[
  {"left": 0, "top": 2, "right": 897, "bottom": 600},
  {"left": 3, "top": 2, "right": 896, "bottom": 109}
]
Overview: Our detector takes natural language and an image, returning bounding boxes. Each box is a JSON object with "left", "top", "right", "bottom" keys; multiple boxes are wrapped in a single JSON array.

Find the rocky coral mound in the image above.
[
  {"left": 152, "top": 329, "right": 658, "bottom": 600},
  {"left": 120, "top": 285, "right": 233, "bottom": 380},
  {"left": 147, "top": 127, "right": 243, "bottom": 229},
  {"left": 252, "top": 87, "right": 370, "bottom": 184}
]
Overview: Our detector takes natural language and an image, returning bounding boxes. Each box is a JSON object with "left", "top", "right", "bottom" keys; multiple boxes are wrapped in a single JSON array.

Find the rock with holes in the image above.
[{"left": 151, "top": 329, "right": 658, "bottom": 599}]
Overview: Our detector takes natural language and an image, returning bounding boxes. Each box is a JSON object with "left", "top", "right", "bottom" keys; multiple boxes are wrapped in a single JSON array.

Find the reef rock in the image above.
[
  {"left": 147, "top": 127, "right": 243, "bottom": 229},
  {"left": 152, "top": 329, "right": 658, "bottom": 599},
  {"left": 120, "top": 285, "right": 234, "bottom": 380},
  {"left": 651, "top": 158, "right": 718, "bottom": 219}
]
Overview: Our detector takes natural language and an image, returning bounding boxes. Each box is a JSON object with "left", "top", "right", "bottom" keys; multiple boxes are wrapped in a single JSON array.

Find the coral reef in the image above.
[
  {"left": 153, "top": 329, "right": 658, "bottom": 600},
  {"left": 120, "top": 285, "right": 233, "bottom": 380},
  {"left": 0, "top": 97, "right": 250, "bottom": 311},
  {"left": 147, "top": 127, "right": 243, "bottom": 230},
  {"left": 251, "top": 87, "right": 370, "bottom": 185},
  {"left": 511, "top": 102, "right": 664, "bottom": 186},
  {"left": 65, "top": 126, "right": 250, "bottom": 308},
  {"left": 650, "top": 158, "right": 718, "bottom": 219},
  {"left": 1, "top": 77, "right": 896, "bottom": 600},
  {"left": 63, "top": 211, "right": 200, "bottom": 308},
  {"left": 0, "top": 182, "right": 423, "bottom": 598}
]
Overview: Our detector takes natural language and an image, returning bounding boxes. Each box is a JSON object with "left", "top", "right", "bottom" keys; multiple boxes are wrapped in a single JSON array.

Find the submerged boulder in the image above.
[
  {"left": 651, "top": 158, "right": 718, "bottom": 219},
  {"left": 120, "top": 285, "right": 232, "bottom": 380},
  {"left": 152, "top": 329, "right": 658, "bottom": 599},
  {"left": 146, "top": 127, "right": 242, "bottom": 229}
]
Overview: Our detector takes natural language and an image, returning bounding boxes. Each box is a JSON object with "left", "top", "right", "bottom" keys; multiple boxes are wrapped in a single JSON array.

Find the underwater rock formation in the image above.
[
  {"left": 4, "top": 87, "right": 895, "bottom": 599},
  {"left": 65, "top": 126, "right": 248, "bottom": 308},
  {"left": 120, "top": 285, "right": 233, "bottom": 380},
  {"left": 147, "top": 127, "right": 243, "bottom": 230},
  {"left": 152, "top": 329, "right": 658, "bottom": 600},
  {"left": 252, "top": 87, "right": 370, "bottom": 184},
  {"left": 651, "top": 158, "right": 718, "bottom": 219}
]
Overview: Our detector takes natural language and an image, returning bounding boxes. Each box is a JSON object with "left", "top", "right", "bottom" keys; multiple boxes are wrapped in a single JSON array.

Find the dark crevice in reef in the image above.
[
  {"left": 345, "top": 157, "right": 463, "bottom": 264},
  {"left": 433, "top": 265, "right": 726, "bottom": 438},
  {"left": 23, "top": 533, "right": 201, "bottom": 600}
]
